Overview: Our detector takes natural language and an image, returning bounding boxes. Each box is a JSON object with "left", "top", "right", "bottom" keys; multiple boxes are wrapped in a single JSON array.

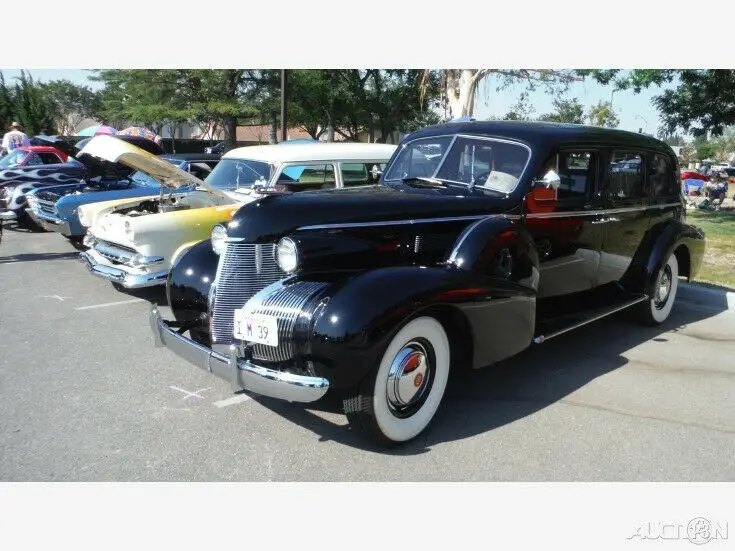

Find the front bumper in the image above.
[
  {"left": 26, "top": 207, "right": 71, "bottom": 234},
  {"left": 149, "top": 305, "right": 330, "bottom": 403},
  {"left": 79, "top": 250, "right": 169, "bottom": 288}
]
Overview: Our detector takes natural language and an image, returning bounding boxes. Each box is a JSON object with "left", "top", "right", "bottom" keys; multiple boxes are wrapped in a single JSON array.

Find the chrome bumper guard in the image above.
[
  {"left": 79, "top": 251, "right": 168, "bottom": 288},
  {"left": 149, "top": 305, "right": 329, "bottom": 403},
  {"left": 27, "top": 207, "right": 70, "bottom": 234}
]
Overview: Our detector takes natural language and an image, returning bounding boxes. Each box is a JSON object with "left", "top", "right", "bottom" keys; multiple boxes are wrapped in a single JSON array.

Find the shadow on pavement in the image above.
[
  {"left": 247, "top": 298, "right": 727, "bottom": 454},
  {"left": 0, "top": 251, "right": 80, "bottom": 264}
]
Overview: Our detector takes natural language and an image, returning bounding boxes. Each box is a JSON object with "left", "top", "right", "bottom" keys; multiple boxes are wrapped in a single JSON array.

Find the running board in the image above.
[{"left": 533, "top": 294, "right": 648, "bottom": 344}]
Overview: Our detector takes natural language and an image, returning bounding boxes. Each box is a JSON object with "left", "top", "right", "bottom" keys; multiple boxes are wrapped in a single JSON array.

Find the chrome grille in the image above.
[
  {"left": 247, "top": 281, "right": 328, "bottom": 362},
  {"left": 211, "top": 242, "right": 284, "bottom": 344},
  {"left": 37, "top": 199, "right": 57, "bottom": 215},
  {"left": 93, "top": 239, "right": 137, "bottom": 265}
]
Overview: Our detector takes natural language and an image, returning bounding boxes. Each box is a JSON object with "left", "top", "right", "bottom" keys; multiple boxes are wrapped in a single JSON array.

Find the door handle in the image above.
[{"left": 591, "top": 218, "right": 610, "bottom": 224}]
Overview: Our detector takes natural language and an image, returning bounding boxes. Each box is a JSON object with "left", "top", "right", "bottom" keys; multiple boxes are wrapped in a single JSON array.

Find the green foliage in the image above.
[
  {"left": 538, "top": 98, "right": 584, "bottom": 124},
  {"left": 1, "top": 71, "right": 58, "bottom": 136},
  {"left": 586, "top": 100, "right": 619, "bottom": 128},
  {"left": 693, "top": 136, "right": 718, "bottom": 160}
]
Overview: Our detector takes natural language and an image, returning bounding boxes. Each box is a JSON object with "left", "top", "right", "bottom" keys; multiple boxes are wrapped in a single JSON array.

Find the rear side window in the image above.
[
  {"left": 278, "top": 164, "right": 336, "bottom": 190},
  {"left": 608, "top": 151, "right": 645, "bottom": 199},
  {"left": 341, "top": 162, "right": 386, "bottom": 187},
  {"left": 649, "top": 154, "right": 677, "bottom": 198},
  {"left": 38, "top": 152, "right": 62, "bottom": 164}
]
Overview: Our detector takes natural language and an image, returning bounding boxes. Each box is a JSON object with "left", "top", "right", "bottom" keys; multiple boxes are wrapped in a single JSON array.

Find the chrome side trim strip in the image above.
[{"left": 298, "top": 214, "right": 488, "bottom": 231}]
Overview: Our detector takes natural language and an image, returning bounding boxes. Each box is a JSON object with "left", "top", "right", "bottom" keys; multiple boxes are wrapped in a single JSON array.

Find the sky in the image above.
[{"left": 0, "top": 68, "right": 676, "bottom": 136}]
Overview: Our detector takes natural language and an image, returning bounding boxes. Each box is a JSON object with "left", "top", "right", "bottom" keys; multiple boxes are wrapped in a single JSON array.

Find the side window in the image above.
[
  {"left": 341, "top": 162, "right": 386, "bottom": 187},
  {"left": 25, "top": 153, "right": 43, "bottom": 166},
  {"left": 534, "top": 150, "right": 596, "bottom": 202},
  {"left": 277, "top": 164, "right": 336, "bottom": 190},
  {"left": 38, "top": 152, "right": 62, "bottom": 164},
  {"left": 648, "top": 153, "right": 677, "bottom": 198},
  {"left": 608, "top": 151, "right": 645, "bottom": 199}
]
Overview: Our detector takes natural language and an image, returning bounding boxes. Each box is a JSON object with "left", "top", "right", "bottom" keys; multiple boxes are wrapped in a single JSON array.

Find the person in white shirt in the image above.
[{"left": 1, "top": 122, "right": 31, "bottom": 155}]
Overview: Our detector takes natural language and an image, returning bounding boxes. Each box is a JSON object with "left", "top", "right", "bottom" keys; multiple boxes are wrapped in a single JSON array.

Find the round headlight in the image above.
[
  {"left": 276, "top": 237, "right": 299, "bottom": 273},
  {"left": 211, "top": 224, "right": 227, "bottom": 255},
  {"left": 124, "top": 220, "right": 134, "bottom": 242}
]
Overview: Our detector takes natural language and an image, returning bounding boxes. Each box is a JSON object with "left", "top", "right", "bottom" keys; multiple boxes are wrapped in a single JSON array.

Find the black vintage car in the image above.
[{"left": 150, "top": 121, "right": 705, "bottom": 446}]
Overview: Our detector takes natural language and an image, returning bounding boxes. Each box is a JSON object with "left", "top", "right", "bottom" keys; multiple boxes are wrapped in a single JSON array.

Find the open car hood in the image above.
[{"left": 78, "top": 135, "right": 238, "bottom": 201}]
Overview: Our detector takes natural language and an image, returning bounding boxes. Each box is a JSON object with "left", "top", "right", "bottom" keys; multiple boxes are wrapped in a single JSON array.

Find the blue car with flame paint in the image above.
[{"left": 26, "top": 151, "right": 221, "bottom": 240}]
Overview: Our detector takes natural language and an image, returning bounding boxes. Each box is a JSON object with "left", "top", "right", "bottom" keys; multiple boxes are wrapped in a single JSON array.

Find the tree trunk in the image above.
[
  {"left": 269, "top": 112, "right": 278, "bottom": 144},
  {"left": 444, "top": 69, "right": 480, "bottom": 120},
  {"left": 223, "top": 115, "right": 236, "bottom": 152}
]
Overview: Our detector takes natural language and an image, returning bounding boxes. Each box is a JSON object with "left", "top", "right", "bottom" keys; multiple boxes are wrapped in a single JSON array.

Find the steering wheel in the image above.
[{"left": 471, "top": 171, "right": 491, "bottom": 186}]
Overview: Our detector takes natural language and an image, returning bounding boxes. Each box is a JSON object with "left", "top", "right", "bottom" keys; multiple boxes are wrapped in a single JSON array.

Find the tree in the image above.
[
  {"left": 40, "top": 80, "right": 100, "bottom": 135},
  {"left": 586, "top": 100, "right": 619, "bottom": 128},
  {"left": 500, "top": 93, "right": 535, "bottom": 121},
  {"left": 538, "top": 98, "right": 585, "bottom": 124},
  {"left": 422, "top": 69, "right": 583, "bottom": 121},
  {"left": 0, "top": 73, "right": 14, "bottom": 132},
  {"left": 92, "top": 70, "right": 258, "bottom": 151},
  {"left": 658, "top": 132, "right": 686, "bottom": 147},
  {"left": 693, "top": 136, "right": 718, "bottom": 161},
  {"left": 12, "top": 71, "right": 56, "bottom": 135}
]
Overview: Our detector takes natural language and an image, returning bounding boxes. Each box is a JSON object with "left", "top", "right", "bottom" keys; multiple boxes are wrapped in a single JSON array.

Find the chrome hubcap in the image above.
[
  {"left": 654, "top": 265, "right": 672, "bottom": 308},
  {"left": 386, "top": 341, "right": 433, "bottom": 414}
]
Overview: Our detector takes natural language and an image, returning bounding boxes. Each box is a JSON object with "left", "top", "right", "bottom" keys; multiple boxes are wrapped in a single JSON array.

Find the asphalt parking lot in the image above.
[{"left": 1, "top": 225, "right": 734, "bottom": 481}]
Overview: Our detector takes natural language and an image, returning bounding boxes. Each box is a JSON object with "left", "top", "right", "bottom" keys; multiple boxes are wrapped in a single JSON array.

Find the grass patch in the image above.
[{"left": 686, "top": 209, "right": 735, "bottom": 289}]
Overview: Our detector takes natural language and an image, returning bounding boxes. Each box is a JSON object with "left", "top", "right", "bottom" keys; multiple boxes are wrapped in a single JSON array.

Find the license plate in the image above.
[{"left": 233, "top": 310, "right": 279, "bottom": 347}]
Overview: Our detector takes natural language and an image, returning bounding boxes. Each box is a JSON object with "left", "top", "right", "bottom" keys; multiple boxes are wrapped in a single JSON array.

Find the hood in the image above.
[
  {"left": 226, "top": 183, "right": 517, "bottom": 243},
  {"left": 78, "top": 135, "right": 233, "bottom": 201}
]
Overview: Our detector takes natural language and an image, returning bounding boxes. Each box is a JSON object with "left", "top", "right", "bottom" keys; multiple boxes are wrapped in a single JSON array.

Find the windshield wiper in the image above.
[{"left": 400, "top": 176, "right": 449, "bottom": 188}]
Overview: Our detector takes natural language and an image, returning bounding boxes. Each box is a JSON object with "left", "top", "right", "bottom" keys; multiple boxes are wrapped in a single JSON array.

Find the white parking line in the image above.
[
  {"left": 213, "top": 394, "right": 252, "bottom": 408},
  {"left": 75, "top": 299, "right": 145, "bottom": 311},
  {"left": 170, "top": 386, "right": 211, "bottom": 400}
]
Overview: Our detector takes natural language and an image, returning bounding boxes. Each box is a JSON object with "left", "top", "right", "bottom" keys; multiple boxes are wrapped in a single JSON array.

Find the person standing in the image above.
[{"left": 1, "top": 121, "right": 31, "bottom": 155}]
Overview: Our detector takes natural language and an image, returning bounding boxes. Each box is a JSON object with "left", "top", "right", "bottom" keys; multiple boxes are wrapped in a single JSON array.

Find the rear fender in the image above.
[{"left": 621, "top": 219, "right": 706, "bottom": 294}]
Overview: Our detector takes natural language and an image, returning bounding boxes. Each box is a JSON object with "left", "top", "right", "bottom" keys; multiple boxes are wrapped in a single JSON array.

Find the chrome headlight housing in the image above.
[
  {"left": 211, "top": 224, "right": 228, "bottom": 255},
  {"left": 276, "top": 237, "right": 299, "bottom": 273},
  {"left": 124, "top": 220, "right": 134, "bottom": 243}
]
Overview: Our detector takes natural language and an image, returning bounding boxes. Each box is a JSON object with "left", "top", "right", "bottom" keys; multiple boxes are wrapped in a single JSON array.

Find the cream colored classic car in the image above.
[{"left": 77, "top": 135, "right": 396, "bottom": 289}]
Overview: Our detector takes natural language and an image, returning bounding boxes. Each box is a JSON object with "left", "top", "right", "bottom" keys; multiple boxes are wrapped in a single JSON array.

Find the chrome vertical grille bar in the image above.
[{"left": 210, "top": 242, "right": 284, "bottom": 344}]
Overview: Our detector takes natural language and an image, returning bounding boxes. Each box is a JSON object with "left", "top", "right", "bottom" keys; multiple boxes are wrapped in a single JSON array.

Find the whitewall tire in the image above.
[
  {"left": 344, "top": 316, "right": 451, "bottom": 446},
  {"left": 638, "top": 252, "right": 679, "bottom": 325}
]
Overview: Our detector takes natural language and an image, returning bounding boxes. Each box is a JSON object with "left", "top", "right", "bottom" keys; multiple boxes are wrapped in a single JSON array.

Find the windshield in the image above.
[
  {"left": 384, "top": 135, "right": 531, "bottom": 193},
  {"left": 204, "top": 158, "right": 273, "bottom": 190},
  {"left": 0, "top": 149, "right": 28, "bottom": 169}
]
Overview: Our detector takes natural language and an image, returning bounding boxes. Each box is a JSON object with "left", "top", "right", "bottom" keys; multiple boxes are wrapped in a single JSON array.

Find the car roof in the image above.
[
  {"left": 406, "top": 120, "right": 674, "bottom": 154},
  {"left": 222, "top": 142, "right": 397, "bottom": 163},
  {"left": 17, "top": 146, "right": 66, "bottom": 154}
]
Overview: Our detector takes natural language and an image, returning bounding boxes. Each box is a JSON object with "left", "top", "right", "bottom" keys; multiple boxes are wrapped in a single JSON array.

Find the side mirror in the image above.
[
  {"left": 534, "top": 169, "right": 561, "bottom": 190},
  {"left": 530, "top": 170, "right": 561, "bottom": 202}
]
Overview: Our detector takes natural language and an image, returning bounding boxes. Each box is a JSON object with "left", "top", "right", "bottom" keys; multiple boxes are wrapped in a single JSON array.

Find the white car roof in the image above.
[{"left": 222, "top": 142, "right": 397, "bottom": 163}]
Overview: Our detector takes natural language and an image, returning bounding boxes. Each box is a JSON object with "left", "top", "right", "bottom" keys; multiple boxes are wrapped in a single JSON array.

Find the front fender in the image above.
[
  {"left": 447, "top": 215, "right": 540, "bottom": 291},
  {"left": 167, "top": 238, "right": 218, "bottom": 333},
  {"left": 308, "top": 266, "right": 535, "bottom": 390}
]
